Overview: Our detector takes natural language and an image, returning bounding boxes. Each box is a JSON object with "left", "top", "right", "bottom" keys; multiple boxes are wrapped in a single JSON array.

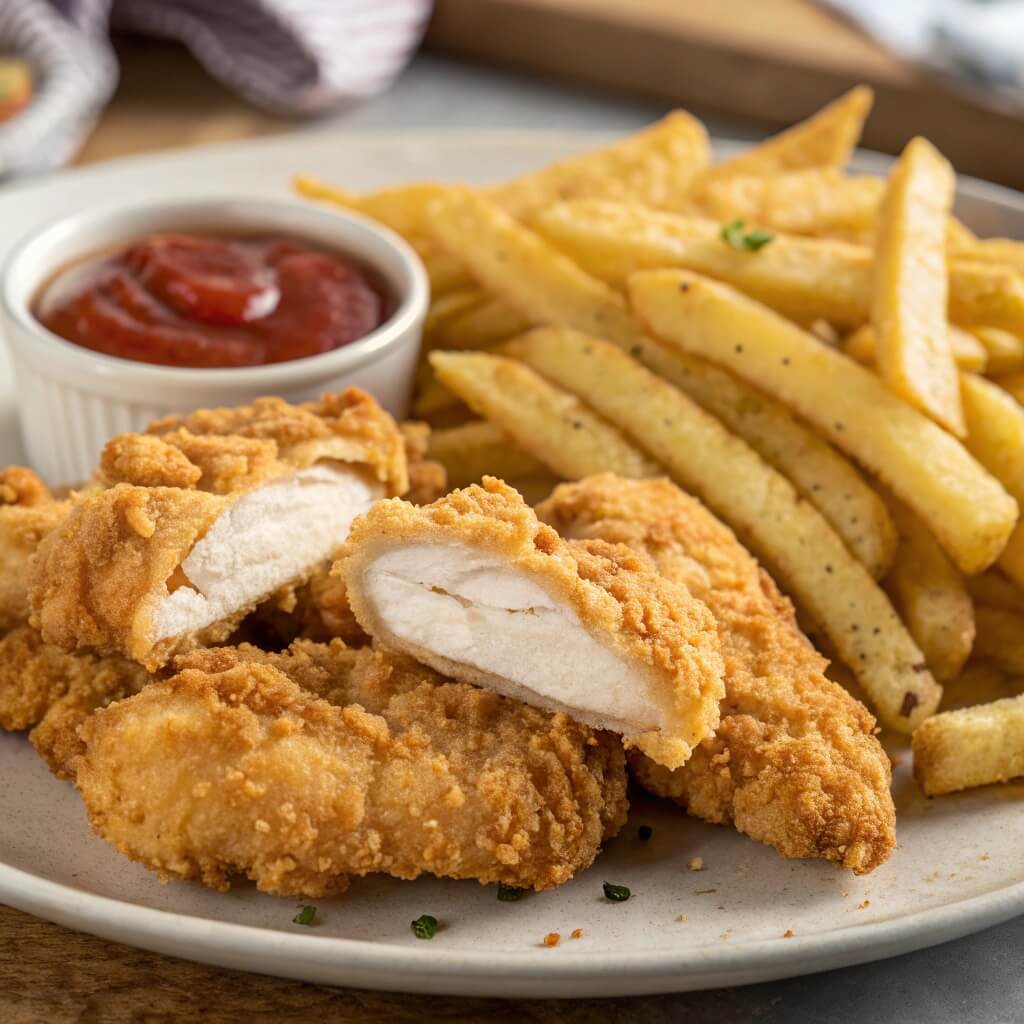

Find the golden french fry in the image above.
[
  {"left": 945, "top": 218, "right": 977, "bottom": 248},
  {"left": 952, "top": 237, "right": 1024, "bottom": 275},
  {"left": 972, "top": 607, "right": 1024, "bottom": 675},
  {"left": 423, "top": 288, "right": 486, "bottom": 339},
  {"left": 629, "top": 270, "right": 1018, "bottom": 574},
  {"left": 430, "top": 350, "right": 661, "bottom": 481},
  {"left": 432, "top": 298, "right": 533, "bottom": 351},
  {"left": 965, "top": 570, "right": 1024, "bottom": 616},
  {"left": 697, "top": 86, "right": 873, "bottom": 184},
  {"left": 635, "top": 342, "right": 897, "bottom": 579},
  {"left": 994, "top": 371, "right": 1024, "bottom": 405},
  {"left": 883, "top": 494, "right": 974, "bottom": 682},
  {"left": 408, "top": 237, "right": 475, "bottom": 296},
  {"left": 427, "top": 420, "right": 547, "bottom": 488},
  {"left": 295, "top": 177, "right": 454, "bottom": 237},
  {"left": 968, "top": 326, "right": 1024, "bottom": 375},
  {"left": 843, "top": 325, "right": 987, "bottom": 373},
  {"left": 694, "top": 169, "right": 884, "bottom": 234},
  {"left": 426, "top": 191, "right": 649, "bottom": 349},
  {"left": 913, "top": 694, "right": 1024, "bottom": 795},
  {"left": 872, "top": 138, "right": 962, "bottom": 435},
  {"left": 999, "top": 525, "right": 1024, "bottom": 593},
  {"left": 491, "top": 110, "right": 710, "bottom": 216},
  {"left": 503, "top": 326, "right": 939, "bottom": 732},
  {"left": 536, "top": 200, "right": 1024, "bottom": 333},
  {"left": 412, "top": 363, "right": 462, "bottom": 419}
]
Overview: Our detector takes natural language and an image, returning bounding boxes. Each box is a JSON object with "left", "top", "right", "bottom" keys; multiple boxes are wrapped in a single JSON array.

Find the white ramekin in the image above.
[{"left": 0, "top": 196, "right": 429, "bottom": 485}]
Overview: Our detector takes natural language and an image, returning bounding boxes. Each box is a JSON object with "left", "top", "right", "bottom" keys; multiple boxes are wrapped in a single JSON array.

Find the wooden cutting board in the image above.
[{"left": 427, "top": 0, "right": 1024, "bottom": 191}]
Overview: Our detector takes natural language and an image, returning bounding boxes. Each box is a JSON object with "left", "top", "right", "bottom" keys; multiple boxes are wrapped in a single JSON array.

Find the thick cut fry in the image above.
[
  {"left": 504, "top": 327, "right": 939, "bottom": 732},
  {"left": 427, "top": 421, "right": 547, "bottom": 488},
  {"left": 952, "top": 238, "right": 1024, "bottom": 275},
  {"left": 695, "top": 169, "right": 884, "bottom": 234},
  {"left": 872, "top": 138, "right": 962, "bottom": 434},
  {"left": 294, "top": 178, "right": 453, "bottom": 237},
  {"left": 883, "top": 496, "right": 974, "bottom": 682},
  {"left": 843, "top": 325, "right": 987, "bottom": 373},
  {"left": 966, "top": 570, "right": 1024, "bottom": 615},
  {"left": 430, "top": 350, "right": 661, "bottom": 481},
  {"left": 968, "top": 326, "right": 1024, "bottom": 375},
  {"left": 995, "top": 371, "right": 1024, "bottom": 405},
  {"left": 697, "top": 87, "right": 873, "bottom": 184},
  {"left": 409, "top": 237, "right": 475, "bottom": 296},
  {"left": 633, "top": 342, "right": 897, "bottom": 579},
  {"left": 426, "top": 191, "right": 649, "bottom": 349},
  {"left": 537, "top": 200, "right": 1024, "bottom": 333},
  {"left": 1001, "top": 526, "right": 1024, "bottom": 593},
  {"left": 973, "top": 606, "right": 1024, "bottom": 675},
  {"left": 492, "top": 111, "right": 710, "bottom": 216},
  {"left": 630, "top": 270, "right": 1018, "bottom": 574},
  {"left": 913, "top": 694, "right": 1024, "bottom": 796},
  {"left": 432, "top": 298, "right": 532, "bottom": 351},
  {"left": 423, "top": 288, "right": 486, "bottom": 339}
]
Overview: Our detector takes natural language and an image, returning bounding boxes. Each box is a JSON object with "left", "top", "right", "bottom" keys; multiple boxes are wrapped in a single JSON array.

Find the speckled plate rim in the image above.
[{"left": 1, "top": 129, "right": 1023, "bottom": 998}]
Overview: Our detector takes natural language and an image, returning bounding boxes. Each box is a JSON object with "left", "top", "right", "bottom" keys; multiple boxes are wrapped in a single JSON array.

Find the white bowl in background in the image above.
[{"left": 0, "top": 196, "right": 429, "bottom": 485}]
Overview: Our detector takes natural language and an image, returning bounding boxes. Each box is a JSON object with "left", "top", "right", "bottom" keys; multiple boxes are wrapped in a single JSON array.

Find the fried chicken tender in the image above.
[
  {"left": 339, "top": 477, "right": 725, "bottom": 770},
  {"left": 538, "top": 474, "right": 896, "bottom": 874},
  {"left": 0, "top": 467, "right": 67, "bottom": 631},
  {"left": 0, "top": 625, "right": 147, "bottom": 776},
  {"left": 76, "top": 640, "right": 628, "bottom": 897},
  {"left": 30, "top": 390, "right": 409, "bottom": 669}
]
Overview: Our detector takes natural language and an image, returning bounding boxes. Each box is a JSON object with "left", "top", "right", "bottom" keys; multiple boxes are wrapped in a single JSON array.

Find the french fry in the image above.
[
  {"left": 872, "top": 138, "right": 963, "bottom": 435},
  {"left": 966, "top": 570, "right": 1024, "bottom": 616},
  {"left": 968, "top": 326, "right": 1024, "bottom": 375},
  {"left": 994, "top": 371, "right": 1024, "bottom": 405},
  {"left": 694, "top": 169, "right": 884, "bottom": 234},
  {"left": 426, "top": 191, "right": 649, "bottom": 349},
  {"left": 629, "top": 270, "right": 1019, "bottom": 574},
  {"left": 429, "top": 350, "right": 661, "bottom": 481},
  {"left": 952, "top": 237, "right": 1024, "bottom": 275},
  {"left": 967, "top": 607, "right": 1024, "bottom": 675},
  {"left": 503, "top": 326, "right": 940, "bottom": 732},
  {"left": 409, "top": 237, "right": 475, "bottom": 296},
  {"left": 423, "top": 288, "right": 486, "bottom": 339},
  {"left": 491, "top": 110, "right": 710, "bottom": 216},
  {"left": 696, "top": 86, "right": 873, "bottom": 184},
  {"left": 295, "top": 177, "right": 454, "bottom": 237},
  {"left": 427, "top": 420, "right": 547, "bottom": 488},
  {"left": 634, "top": 342, "right": 898, "bottom": 579},
  {"left": 412, "top": 364, "right": 462, "bottom": 419},
  {"left": 432, "top": 298, "right": 533, "bottom": 351},
  {"left": 913, "top": 694, "right": 1024, "bottom": 795},
  {"left": 882, "top": 494, "right": 974, "bottom": 682},
  {"left": 842, "top": 325, "right": 987, "bottom": 373},
  {"left": 537, "top": 199, "right": 1024, "bottom": 332},
  {"left": 999, "top": 526, "right": 1024, "bottom": 594}
]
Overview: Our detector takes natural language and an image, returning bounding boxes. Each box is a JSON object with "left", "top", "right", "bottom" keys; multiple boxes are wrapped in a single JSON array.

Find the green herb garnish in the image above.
[
  {"left": 497, "top": 883, "right": 525, "bottom": 902},
  {"left": 293, "top": 905, "right": 316, "bottom": 926},
  {"left": 411, "top": 914, "right": 439, "bottom": 939},
  {"left": 721, "top": 218, "right": 775, "bottom": 252},
  {"left": 637, "top": 825, "right": 653, "bottom": 842},
  {"left": 603, "top": 881, "right": 631, "bottom": 902}
]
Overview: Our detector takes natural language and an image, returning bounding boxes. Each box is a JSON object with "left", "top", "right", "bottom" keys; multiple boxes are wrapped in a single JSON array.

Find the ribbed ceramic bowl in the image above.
[{"left": 0, "top": 196, "right": 428, "bottom": 485}]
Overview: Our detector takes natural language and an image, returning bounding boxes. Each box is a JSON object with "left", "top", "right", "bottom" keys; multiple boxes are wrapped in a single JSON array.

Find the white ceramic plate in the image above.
[{"left": 1, "top": 132, "right": 1024, "bottom": 999}]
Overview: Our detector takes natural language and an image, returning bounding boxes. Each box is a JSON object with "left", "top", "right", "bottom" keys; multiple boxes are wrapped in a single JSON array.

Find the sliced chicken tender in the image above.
[
  {"left": 538, "top": 474, "right": 896, "bottom": 875},
  {"left": 76, "top": 640, "right": 628, "bottom": 897},
  {"left": 339, "top": 477, "right": 725, "bottom": 770},
  {"left": 30, "top": 390, "right": 408, "bottom": 669}
]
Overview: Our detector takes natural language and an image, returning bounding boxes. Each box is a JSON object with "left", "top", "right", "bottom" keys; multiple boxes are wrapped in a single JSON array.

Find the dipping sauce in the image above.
[{"left": 35, "top": 233, "right": 388, "bottom": 368}]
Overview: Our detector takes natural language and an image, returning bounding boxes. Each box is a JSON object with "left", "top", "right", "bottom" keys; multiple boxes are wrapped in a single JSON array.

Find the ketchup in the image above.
[{"left": 36, "top": 233, "right": 387, "bottom": 368}]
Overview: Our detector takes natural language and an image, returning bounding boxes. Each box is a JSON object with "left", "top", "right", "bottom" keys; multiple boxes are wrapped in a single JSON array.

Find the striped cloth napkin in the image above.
[{"left": 0, "top": 0, "right": 432, "bottom": 178}]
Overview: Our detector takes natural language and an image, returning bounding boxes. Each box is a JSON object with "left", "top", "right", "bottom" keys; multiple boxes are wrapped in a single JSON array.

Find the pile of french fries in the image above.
[{"left": 297, "top": 87, "right": 1024, "bottom": 800}]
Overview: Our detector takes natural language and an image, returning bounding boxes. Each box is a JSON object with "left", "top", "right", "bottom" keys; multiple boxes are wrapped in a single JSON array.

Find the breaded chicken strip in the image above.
[
  {"left": 339, "top": 478, "right": 724, "bottom": 770},
  {"left": 30, "top": 390, "right": 409, "bottom": 670},
  {"left": 0, "top": 467, "right": 67, "bottom": 631},
  {"left": 538, "top": 474, "right": 896, "bottom": 874},
  {"left": 0, "top": 625, "right": 147, "bottom": 776},
  {"left": 76, "top": 640, "right": 628, "bottom": 897}
]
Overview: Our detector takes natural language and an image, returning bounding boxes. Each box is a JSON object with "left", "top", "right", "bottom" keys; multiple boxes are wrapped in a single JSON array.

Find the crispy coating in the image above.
[
  {"left": 76, "top": 640, "right": 628, "bottom": 897},
  {"left": 399, "top": 420, "right": 448, "bottom": 505},
  {"left": 0, "top": 625, "right": 147, "bottom": 776},
  {"left": 538, "top": 474, "right": 896, "bottom": 874},
  {"left": 29, "top": 390, "right": 409, "bottom": 669},
  {"left": 0, "top": 467, "right": 67, "bottom": 631},
  {"left": 340, "top": 477, "right": 725, "bottom": 769}
]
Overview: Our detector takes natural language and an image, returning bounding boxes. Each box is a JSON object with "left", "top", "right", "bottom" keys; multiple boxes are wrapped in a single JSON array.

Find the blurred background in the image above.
[{"left": 2, "top": 0, "right": 1024, "bottom": 186}]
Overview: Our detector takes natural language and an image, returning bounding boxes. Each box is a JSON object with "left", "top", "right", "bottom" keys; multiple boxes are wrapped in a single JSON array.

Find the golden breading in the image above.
[
  {"left": 339, "top": 477, "right": 724, "bottom": 769},
  {"left": 399, "top": 420, "right": 449, "bottom": 505},
  {"left": 538, "top": 474, "right": 896, "bottom": 874},
  {"left": 0, "top": 467, "right": 67, "bottom": 631},
  {"left": 29, "top": 389, "right": 409, "bottom": 670},
  {"left": 76, "top": 640, "right": 628, "bottom": 897}
]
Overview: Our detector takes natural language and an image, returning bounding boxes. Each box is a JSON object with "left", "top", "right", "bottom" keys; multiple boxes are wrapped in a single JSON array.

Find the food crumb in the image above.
[
  {"left": 687, "top": 857, "right": 704, "bottom": 872},
  {"left": 543, "top": 932, "right": 561, "bottom": 947},
  {"left": 783, "top": 930, "right": 794, "bottom": 938},
  {"left": 677, "top": 913, "right": 688, "bottom": 923},
  {"left": 857, "top": 900, "right": 871, "bottom": 910},
  {"left": 570, "top": 928, "right": 583, "bottom": 940},
  {"left": 980, "top": 854, "right": 991, "bottom": 862}
]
